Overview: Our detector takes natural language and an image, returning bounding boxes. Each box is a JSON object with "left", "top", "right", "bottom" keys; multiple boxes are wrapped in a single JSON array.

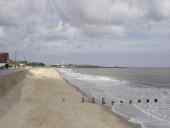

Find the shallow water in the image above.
[{"left": 58, "top": 68, "right": 170, "bottom": 128}]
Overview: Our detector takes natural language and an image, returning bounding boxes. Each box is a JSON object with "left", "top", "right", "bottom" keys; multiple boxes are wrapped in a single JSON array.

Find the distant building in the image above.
[
  {"left": 0, "top": 53, "right": 9, "bottom": 63},
  {"left": 0, "top": 53, "right": 9, "bottom": 68}
]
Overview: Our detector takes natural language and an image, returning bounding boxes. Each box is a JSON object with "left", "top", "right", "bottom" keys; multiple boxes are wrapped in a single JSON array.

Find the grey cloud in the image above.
[
  {"left": 55, "top": 0, "right": 170, "bottom": 25},
  {"left": 0, "top": 0, "right": 170, "bottom": 66}
]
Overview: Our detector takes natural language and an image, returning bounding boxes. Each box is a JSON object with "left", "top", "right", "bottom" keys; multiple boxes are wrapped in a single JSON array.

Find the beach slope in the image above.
[{"left": 0, "top": 68, "right": 133, "bottom": 128}]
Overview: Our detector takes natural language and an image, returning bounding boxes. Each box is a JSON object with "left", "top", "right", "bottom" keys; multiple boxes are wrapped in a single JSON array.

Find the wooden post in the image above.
[
  {"left": 129, "top": 100, "right": 132, "bottom": 104},
  {"left": 111, "top": 101, "right": 115, "bottom": 106},
  {"left": 120, "top": 100, "right": 124, "bottom": 104},
  {"left": 62, "top": 98, "right": 65, "bottom": 102},
  {"left": 82, "top": 97, "right": 85, "bottom": 103},
  {"left": 154, "top": 98, "right": 158, "bottom": 103},
  {"left": 137, "top": 99, "right": 142, "bottom": 103},
  {"left": 146, "top": 99, "right": 150, "bottom": 103},
  {"left": 102, "top": 97, "right": 105, "bottom": 105},
  {"left": 92, "top": 97, "right": 95, "bottom": 104}
]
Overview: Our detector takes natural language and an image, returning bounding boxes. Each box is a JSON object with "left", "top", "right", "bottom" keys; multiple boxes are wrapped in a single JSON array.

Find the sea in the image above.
[{"left": 58, "top": 67, "right": 170, "bottom": 128}]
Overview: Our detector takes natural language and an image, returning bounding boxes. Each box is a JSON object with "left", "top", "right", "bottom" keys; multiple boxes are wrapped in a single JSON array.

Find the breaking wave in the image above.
[{"left": 58, "top": 68, "right": 170, "bottom": 128}]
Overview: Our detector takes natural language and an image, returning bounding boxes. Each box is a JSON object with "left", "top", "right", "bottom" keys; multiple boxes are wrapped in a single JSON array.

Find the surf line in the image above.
[{"left": 133, "top": 104, "right": 170, "bottom": 124}]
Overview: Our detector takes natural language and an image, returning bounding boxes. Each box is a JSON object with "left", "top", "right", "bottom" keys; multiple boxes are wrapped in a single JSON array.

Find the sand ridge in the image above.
[{"left": 29, "top": 68, "right": 62, "bottom": 79}]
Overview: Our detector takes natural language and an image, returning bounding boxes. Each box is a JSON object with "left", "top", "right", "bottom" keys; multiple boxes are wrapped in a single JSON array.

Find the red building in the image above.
[{"left": 0, "top": 53, "right": 9, "bottom": 63}]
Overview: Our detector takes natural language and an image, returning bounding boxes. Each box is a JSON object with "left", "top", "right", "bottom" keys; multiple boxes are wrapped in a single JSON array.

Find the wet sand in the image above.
[{"left": 0, "top": 68, "right": 135, "bottom": 128}]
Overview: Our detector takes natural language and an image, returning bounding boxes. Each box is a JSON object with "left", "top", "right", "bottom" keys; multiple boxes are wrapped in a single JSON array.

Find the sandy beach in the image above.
[{"left": 0, "top": 68, "right": 135, "bottom": 128}]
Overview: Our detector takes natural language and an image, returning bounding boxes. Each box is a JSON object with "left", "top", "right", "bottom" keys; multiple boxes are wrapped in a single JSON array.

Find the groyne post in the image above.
[
  {"left": 111, "top": 101, "right": 115, "bottom": 106},
  {"left": 102, "top": 97, "right": 106, "bottom": 105},
  {"left": 129, "top": 100, "right": 132, "bottom": 104},
  {"left": 154, "top": 99, "right": 158, "bottom": 103},
  {"left": 92, "top": 97, "right": 95, "bottom": 104},
  {"left": 82, "top": 97, "right": 85, "bottom": 103}
]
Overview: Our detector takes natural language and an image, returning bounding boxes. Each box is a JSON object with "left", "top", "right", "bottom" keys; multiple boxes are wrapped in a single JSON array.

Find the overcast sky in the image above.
[{"left": 0, "top": 0, "right": 170, "bottom": 66}]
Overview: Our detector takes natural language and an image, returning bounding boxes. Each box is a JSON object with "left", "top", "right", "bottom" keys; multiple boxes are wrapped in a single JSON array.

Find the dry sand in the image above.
[{"left": 0, "top": 68, "right": 135, "bottom": 128}]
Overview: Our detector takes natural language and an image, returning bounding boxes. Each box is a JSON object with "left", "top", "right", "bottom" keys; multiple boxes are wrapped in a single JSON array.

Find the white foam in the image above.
[
  {"left": 58, "top": 68, "right": 127, "bottom": 84},
  {"left": 58, "top": 68, "right": 170, "bottom": 128},
  {"left": 129, "top": 118, "right": 146, "bottom": 128}
]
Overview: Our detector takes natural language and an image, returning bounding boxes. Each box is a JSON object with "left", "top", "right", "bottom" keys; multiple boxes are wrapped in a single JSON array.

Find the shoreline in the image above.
[
  {"left": 58, "top": 69, "right": 141, "bottom": 128},
  {"left": 0, "top": 68, "right": 140, "bottom": 128}
]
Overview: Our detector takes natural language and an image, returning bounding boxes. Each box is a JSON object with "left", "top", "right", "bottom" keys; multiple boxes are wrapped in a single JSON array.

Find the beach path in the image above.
[{"left": 0, "top": 68, "right": 131, "bottom": 128}]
